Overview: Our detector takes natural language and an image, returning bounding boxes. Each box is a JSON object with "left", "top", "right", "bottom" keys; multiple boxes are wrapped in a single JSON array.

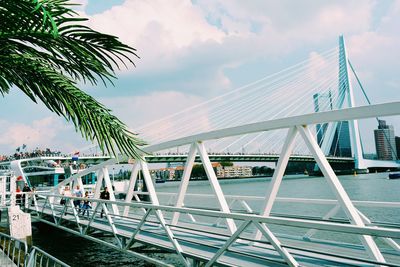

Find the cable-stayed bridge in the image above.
[
  {"left": 3, "top": 36, "right": 400, "bottom": 266},
  {"left": 60, "top": 35, "right": 399, "bottom": 170},
  {"left": 115, "top": 36, "right": 399, "bottom": 170}
]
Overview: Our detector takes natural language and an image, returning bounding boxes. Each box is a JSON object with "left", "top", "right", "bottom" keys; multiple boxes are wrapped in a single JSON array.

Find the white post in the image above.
[
  {"left": 171, "top": 143, "right": 197, "bottom": 225},
  {"left": 140, "top": 160, "right": 161, "bottom": 205},
  {"left": 93, "top": 170, "right": 104, "bottom": 199},
  {"left": 297, "top": 125, "right": 385, "bottom": 263},
  {"left": 196, "top": 142, "right": 237, "bottom": 234},
  {"left": 102, "top": 167, "right": 119, "bottom": 215},
  {"left": 123, "top": 162, "right": 140, "bottom": 217},
  {"left": 10, "top": 175, "right": 16, "bottom": 206},
  {"left": 255, "top": 127, "right": 298, "bottom": 240}
]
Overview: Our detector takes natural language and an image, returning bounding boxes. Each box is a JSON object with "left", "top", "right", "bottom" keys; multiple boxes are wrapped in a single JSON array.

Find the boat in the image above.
[
  {"left": 388, "top": 172, "right": 400, "bottom": 179},
  {"left": 0, "top": 155, "right": 110, "bottom": 190}
]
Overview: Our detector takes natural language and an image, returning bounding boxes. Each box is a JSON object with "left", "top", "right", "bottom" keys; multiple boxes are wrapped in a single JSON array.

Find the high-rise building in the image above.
[
  {"left": 313, "top": 92, "right": 351, "bottom": 157},
  {"left": 395, "top": 136, "right": 400, "bottom": 160},
  {"left": 331, "top": 121, "right": 352, "bottom": 157},
  {"left": 374, "top": 120, "right": 397, "bottom": 160}
]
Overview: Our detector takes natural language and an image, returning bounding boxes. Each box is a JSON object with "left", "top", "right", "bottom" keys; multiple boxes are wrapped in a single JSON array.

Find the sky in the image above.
[{"left": 0, "top": 0, "right": 399, "bottom": 155}]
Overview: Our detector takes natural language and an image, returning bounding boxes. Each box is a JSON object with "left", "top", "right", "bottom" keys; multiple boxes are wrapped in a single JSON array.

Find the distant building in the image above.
[
  {"left": 313, "top": 92, "right": 351, "bottom": 157},
  {"left": 374, "top": 120, "right": 397, "bottom": 160},
  {"left": 223, "top": 166, "right": 252, "bottom": 178},
  {"left": 396, "top": 136, "right": 400, "bottom": 160},
  {"left": 212, "top": 163, "right": 224, "bottom": 178},
  {"left": 150, "top": 168, "right": 175, "bottom": 180},
  {"left": 331, "top": 121, "right": 351, "bottom": 157}
]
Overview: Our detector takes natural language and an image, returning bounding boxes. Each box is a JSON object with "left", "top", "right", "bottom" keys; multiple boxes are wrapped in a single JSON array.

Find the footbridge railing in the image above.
[
  {"left": 0, "top": 231, "right": 69, "bottom": 267},
  {"left": 34, "top": 101, "right": 400, "bottom": 266},
  {"left": 23, "top": 192, "right": 400, "bottom": 267}
]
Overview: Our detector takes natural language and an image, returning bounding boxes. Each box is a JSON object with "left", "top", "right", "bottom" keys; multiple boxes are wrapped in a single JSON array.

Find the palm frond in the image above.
[{"left": 0, "top": 0, "right": 146, "bottom": 158}]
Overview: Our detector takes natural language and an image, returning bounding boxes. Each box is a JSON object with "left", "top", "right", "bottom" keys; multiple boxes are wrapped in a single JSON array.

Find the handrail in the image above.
[
  {"left": 155, "top": 192, "right": 400, "bottom": 208},
  {"left": 32, "top": 193, "right": 400, "bottom": 239},
  {"left": 0, "top": 232, "right": 69, "bottom": 267},
  {"left": 26, "top": 246, "right": 70, "bottom": 267},
  {"left": 22, "top": 191, "right": 400, "bottom": 266},
  {"left": 0, "top": 232, "right": 28, "bottom": 267}
]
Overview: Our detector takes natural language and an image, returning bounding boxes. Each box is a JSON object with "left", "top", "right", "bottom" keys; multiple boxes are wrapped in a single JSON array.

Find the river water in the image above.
[{"left": 32, "top": 172, "right": 400, "bottom": 266}]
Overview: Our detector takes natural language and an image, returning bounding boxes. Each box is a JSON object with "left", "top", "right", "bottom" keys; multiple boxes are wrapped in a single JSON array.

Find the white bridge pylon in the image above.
[{"left": 318, "top": 35, "right": 366, "bottom": 170}]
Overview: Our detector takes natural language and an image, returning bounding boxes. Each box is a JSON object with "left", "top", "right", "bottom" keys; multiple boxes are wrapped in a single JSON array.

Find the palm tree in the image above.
[{"left": 0, "top": 0, "right": 146, "bottom": 158}]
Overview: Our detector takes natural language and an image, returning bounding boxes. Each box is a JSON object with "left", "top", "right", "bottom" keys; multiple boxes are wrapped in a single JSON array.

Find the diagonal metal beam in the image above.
[
  {"left": 206, "top": 220, "right": 252, "bottom": 267},
  {"left": 297, "top": 125, "right": 385, "bottom": 263},
  {"left": 254, "top": 222, "right": 299, "bottom": 267},
  {"left": 171, "top": 143, "right": 197, "bottom": 225},
  {"left": 83, "top": 203, "right": 101, "bottom": 235},
  {"left": 123, "top": 162, "right": 141, "bottom": 217},
  {"left": 154, "top": 209, "right": 190, "bottom": 267},
  {"left": 196, "top": 141, "right": 237, "bottom": 234},
  {"left": 124, "top": 209, "right": 152, "bottom": 249},
  {"left": 256, "top": 127, "right": 297, "bottom": 240},
  {"left": 102, "top": 203, "right": 123, "bottom": 248}
]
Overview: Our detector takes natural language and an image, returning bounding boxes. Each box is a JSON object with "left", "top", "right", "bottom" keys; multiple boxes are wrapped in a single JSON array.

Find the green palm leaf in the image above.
[{"left": 0, "top": 0, "right": 146, "bottom": 158}]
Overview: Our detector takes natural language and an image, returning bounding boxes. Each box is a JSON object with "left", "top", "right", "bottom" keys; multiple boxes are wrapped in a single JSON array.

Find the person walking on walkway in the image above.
[
  {"left": 81, "top": 191, "right": 91, "bottom": 218},
  {"left": 100, "top": 187, "right": 110, "bottom": 218},
  {"left": 73, "top": 185, "right": 83, "bottom": 212}
]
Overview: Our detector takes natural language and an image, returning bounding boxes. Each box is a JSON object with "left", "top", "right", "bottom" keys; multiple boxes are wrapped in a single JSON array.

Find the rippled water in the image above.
[{"left": 32, "top": 172, "right": 400, "bottom": 266}]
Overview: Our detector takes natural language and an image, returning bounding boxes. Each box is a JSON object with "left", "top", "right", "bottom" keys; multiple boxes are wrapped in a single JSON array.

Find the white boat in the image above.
[{"left": 0, "top": 155, "right": 110, "bottom": 190}]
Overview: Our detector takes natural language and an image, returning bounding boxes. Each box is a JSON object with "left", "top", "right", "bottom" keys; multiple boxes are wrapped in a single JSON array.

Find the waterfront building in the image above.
[
  {"left": 332, "top": 121, "right": 351, "bottom": 157},
  {"left": 212, "top": 163, "right": 224, "bottom": 178},
  {"left": 374, "top": 120, "right": 397, "bottom": 160},
  {"left": 222, "top": 165, "right": 252, "bottom": 178},
  {"left": 150, "top": 168, "right": 175, "bottom": 180}
]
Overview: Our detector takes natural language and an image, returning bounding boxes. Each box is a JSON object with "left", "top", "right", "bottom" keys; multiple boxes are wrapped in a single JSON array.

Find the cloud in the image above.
[
  {"left": 0, "top": 117, "right": 61, "bottom": 150},
  {"left": 0, "top": 116, "right": 91, "bottom": 154},
  {"left": 79, "top": 0, "right": 379, "bottom": 100},
  {"left": 2, "top": 0, "right": 400, "bottom": 155}
]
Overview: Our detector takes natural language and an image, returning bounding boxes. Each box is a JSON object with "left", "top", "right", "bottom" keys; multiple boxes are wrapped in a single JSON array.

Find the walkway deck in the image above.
[{"left": 30, "top": 204, "right": 400, "bottom": 267}]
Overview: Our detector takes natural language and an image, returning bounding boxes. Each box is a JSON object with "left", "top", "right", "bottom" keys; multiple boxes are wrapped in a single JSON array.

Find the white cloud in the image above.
[
  {"left": 0, "top": 115, "right": 92, "bottom": 154},
  {"left": 0, "top": 117, "right": 62, "bottom": 150},
  {"left": 2, "top": 0, "right": 400, "bottom": 155}
]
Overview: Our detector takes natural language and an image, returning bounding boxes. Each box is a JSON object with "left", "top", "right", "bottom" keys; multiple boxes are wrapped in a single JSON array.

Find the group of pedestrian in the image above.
[
  {"left": 60, "top": 185, "right": 110, "bottom": 219},
  {"left": 61, "top": 185, "right": 92, "bottom": 217}
]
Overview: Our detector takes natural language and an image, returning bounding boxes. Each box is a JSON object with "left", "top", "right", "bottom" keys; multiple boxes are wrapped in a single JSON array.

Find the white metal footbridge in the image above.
[{"left": 3, "top": 36, "right": 400, "bottom": 266}]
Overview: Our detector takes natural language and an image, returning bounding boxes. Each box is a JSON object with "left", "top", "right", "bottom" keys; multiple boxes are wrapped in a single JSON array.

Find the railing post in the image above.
[
  {"left": 196, "top": 141, "right": 237, "bottom": 234},
  {"left": 297, "top": 125, "right": 385, "bottom": 263},
  {"left": 171, "top": 143, "right": 197, "bottom": 225},
  {"left": 123, "top": 162, "right": 140, "bottom": 217},
  {"left": 255, "top": 127, "right": 297, "bottom": 240},
  {"left": 102, "top": 167, "right": 119, "bottom": 215}
]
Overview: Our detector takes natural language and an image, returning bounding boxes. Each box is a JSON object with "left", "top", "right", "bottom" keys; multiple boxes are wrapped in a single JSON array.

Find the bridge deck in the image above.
[{"left": 32, "top": 206, "right": 400, "bottom": 267}]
